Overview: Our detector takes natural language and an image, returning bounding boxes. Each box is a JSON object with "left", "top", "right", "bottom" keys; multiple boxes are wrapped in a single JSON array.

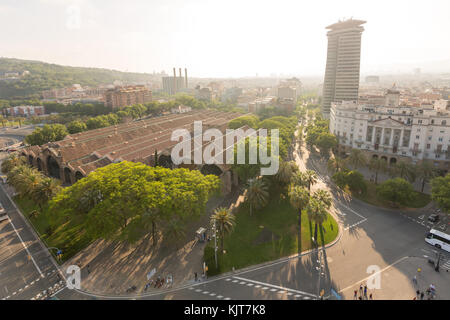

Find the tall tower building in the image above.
[{"left": 322, "top": 19, "right": 366, "bottom": 116}]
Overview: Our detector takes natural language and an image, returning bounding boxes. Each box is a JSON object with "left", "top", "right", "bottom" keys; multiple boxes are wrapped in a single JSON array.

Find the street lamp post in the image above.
[{"left": 213, "top": 220, "right": 218, "bottom": 269}]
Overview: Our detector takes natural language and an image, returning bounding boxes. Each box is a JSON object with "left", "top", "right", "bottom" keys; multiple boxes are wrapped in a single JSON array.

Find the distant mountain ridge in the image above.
[{"left": 0, "top": 57, "right": 156, "bottom": 99}]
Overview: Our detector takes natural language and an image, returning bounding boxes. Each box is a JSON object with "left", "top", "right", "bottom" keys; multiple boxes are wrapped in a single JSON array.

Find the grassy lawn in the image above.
[
  {"left": 205, "top": 191, "right": 339, "bottom": 276},
  {"left": 352, "top": 180, "right": 431, "bottom": 209},
  {"left": 14, "top": 195, "right": 92, "bottom": 263}
]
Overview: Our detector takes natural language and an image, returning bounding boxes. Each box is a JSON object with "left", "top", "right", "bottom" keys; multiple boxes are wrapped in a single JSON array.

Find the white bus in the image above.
[{"left": 425, "top": 229, "right": 450, "bottom": 252}]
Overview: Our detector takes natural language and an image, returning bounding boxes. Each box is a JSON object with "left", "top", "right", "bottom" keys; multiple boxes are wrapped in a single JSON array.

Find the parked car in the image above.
[{"left": 428, "top": 214, "right": 440, "bottom": 223}]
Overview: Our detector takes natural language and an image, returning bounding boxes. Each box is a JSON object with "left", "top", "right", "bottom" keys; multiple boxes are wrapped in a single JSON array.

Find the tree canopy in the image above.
[
  {"left": 49, "top": 161, "right": 220, "bottom": 243},
  {"left": 431, "top": 174, "right": 450, "bottom": 213}
]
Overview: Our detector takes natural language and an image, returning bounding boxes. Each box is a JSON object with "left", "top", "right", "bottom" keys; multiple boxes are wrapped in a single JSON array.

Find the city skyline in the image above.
[{"left": 1, "top": 0, "right": 450, "bottom": 78}]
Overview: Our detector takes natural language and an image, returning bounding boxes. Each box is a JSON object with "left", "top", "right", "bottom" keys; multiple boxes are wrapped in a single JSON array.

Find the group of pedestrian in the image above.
[
  {"left": 412, "top": 270, "right": 437, "bottom": 300},
  {"left": 353, "top": 283, "right": 373, "bottom": 300},
  {"left": 194, "top": 272, "right": 207, "bottom": 282},
  {"left": 413, "top": 284, "right": 437, "bottom": 300},
  {"left": 143, "top": 274, "right": 173, "bottom": 292}
]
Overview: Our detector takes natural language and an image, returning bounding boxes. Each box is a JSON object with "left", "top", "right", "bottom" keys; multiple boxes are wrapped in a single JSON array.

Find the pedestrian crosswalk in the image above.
[
  {"left": 224, "top": 277, "right": 318, "bottom": 300},
  {"left": 442, "top": 259, "right": 450, "bottom": 271}
]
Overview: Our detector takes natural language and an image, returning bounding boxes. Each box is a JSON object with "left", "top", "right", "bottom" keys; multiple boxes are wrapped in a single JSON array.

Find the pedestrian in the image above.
[
  {"left": 194, "top": 272, "right": 198, "bottom": 282},
  {"left": 353, "top": 290, "right": 358, "bottom": 300},
  {"left": 369, "top": 293, "right": 373, "bottom": 300},
  {"left": 420, "top": 292, "right": 424, "bottom": 300},
  {"left": 363, "top": 285, "right": 367, "bottom": 299},
  {"left": 416, "top": 289, "right": 420, "bottom": 297},
  {"left": 359, "top": 284, "right": 363, "bottom": 296},
  {"left": 412, "top": 275, "right": 417, "bottom": 286}
]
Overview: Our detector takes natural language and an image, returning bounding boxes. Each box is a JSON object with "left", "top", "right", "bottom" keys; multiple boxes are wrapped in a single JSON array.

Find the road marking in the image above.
[
  {"left": 7, "top": 218, "right": 44, "bottom": 278},
  {"left": 338, "top": 256, "right": 409, "bottom": 294},
  {"left": 232, "top": 276, "right": 318, "bottom": 299}
]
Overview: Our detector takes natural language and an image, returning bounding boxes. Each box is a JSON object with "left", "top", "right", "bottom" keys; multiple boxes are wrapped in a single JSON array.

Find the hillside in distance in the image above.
[{"left": 0, "top": 58, "right": 156, "bottom": 99}]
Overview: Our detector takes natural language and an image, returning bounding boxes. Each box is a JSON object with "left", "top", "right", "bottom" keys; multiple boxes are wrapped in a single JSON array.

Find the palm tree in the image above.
[
  {"left": 291, "top": 171, "right": 307, "bottom": 188},
  {"left": 417, "top": 160, "right": 436, "bottom": 193},
  {"left": 211, "top": 207, "right": 236, "bottom": 254},
  {"left": 288, "top": 186, "right": 310, "bottom": 252},
  {"left": 391, "top": 161, "right": 416, "bottom": 183},
  {"left": 31, "top": 177, "right": 61, "bottom": 210},
  {"left": 7, "top": 165, "right": 38, "bottom": 195},
  {"left": 1, "top": 153, "right": 26, "bottom": 174},
  {"left": 347, "top": 149, "right": 367, "bottom": 169},
  {"left": 306, "top": 197, "right": 328, "bottom": 246},
  {"left": 276, "top": 160, "right": 298, "bottom": 185},
  {"left": 368, "top": 158, "right": 388, "bottom": 184},
  {"left": 327, "top": 156, "right": 346, "bottom": 174},
  {"left": 313, "top": 190, "right": 332, "bottom": 210},
  {"left": 245, "top": 178, "right": 269, "bottom": 216},
  {"left": 303, "top": 170, "right": 318, "bottom": 193}
]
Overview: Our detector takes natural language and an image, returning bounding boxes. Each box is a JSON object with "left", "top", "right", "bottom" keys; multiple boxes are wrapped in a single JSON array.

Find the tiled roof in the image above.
[{"left": 26, "top": 110, "right": 244, "bottom": 176}]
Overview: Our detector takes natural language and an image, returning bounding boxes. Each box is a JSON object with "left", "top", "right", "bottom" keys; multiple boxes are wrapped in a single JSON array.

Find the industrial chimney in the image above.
[
  {"left": 173, "top": 67, "right": 177, "bottom": 94},
  {"left": 184, "top": 68, "right": 188, "bottom": 89}
]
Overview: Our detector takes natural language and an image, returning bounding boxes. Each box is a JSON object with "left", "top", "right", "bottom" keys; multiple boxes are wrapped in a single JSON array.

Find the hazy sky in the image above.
[{"left": 1, "top": 0, "right": 450, "bottom": 78}]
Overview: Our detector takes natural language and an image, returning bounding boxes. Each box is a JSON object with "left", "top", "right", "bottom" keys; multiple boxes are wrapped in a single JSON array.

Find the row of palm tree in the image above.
[
  {"left": 328, "top": 149, "right": 437, "bottom": 191},
  {"left": 2, "top": 154, "right": 61, "bottom": 211},
  {"left": 288, "top": 169, "right": 332, "bottom": 247}
]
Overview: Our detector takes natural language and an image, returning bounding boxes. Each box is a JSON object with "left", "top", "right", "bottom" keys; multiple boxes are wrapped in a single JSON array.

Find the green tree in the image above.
[
  {"left": 288, "top": 185, "right": 310, "bottom": 252},
  {"left": 66, "top": 120, "right": 87, "bottom": 134},
  {"left": 49, "top": 162, "right": 220, "bottom": 243},
  {"left": 303, "top": 170, "right": 318, "bottom": 193},
  {"left": 25, "top": 124, "right": 68, "bottom": 145},
  {"left": 368, "top": 158, "right": 388, "bottom": 184},
  {"left": 390, "top": 161, "right": 416, "bottom": 183},
  {"left": 327, "top": 156, "right": 346, "bottom": 174},
  {"left": 313, "top": 189, "right": 332, "bottom": 209},
  {"left": 417, "top": 160, "right": 437, "bottom": 193},
  {"left": 228, "top": 115, "right": 259, "bottom": 129},
  {"left": 306, "top": 197, "right": 328, "bottom": 245},
  {"left": 315, "top": 132, "right": 337, "bottom": 157},
  {"left": 275, "top": 160, "right": 298, "bottom": 186},
  {"left": 1, "top": 153, "right": 26, "bottom": 174},
  {"left": 31, "top": 177, "right": 61, "bottom": 211},
  {"left": 245, "top": 178, "right": 269, "bottom": 216},
  {"left": 376, "top": 178, "right": 415, "bottom": 207},
  {"left": 211, "top": 207, "right": 236, "bottom": 254},
  {"left": 431, "top": 174, "right": 450, "bottom": 213},
  {"left": 347, "top": 149, "right": 367, "bottom": 169}
]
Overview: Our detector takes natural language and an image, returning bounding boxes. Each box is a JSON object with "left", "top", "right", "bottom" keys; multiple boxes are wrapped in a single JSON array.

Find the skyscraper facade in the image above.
[{"left": 322, "top": 19, "right": 366, "bottom": 116}]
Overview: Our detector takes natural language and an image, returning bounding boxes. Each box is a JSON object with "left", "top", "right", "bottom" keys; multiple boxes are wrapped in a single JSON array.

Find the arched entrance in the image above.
[
  {"left": 37, "top": 158, "right": 42, "bottom": 171},
  {"left": 372, "top": 154, "right": 378, "bottom": 160},
  {"left": 64, "top": 168, "right": 72, "bottom": 184},
  {"left": 389, "top": 157, "right": 397, "bottom": 166},
  {"left": 75, "top": 171, "right": 84, "bottom": 182},
  {"left": 200, "top": 164, "right": 223, "bottom": 177},
  {"left": 381, "top": 156, "right": 388, "bottom": 162},
  {"left": 47, "top": 156, "right": 60, "bottom": 179}
]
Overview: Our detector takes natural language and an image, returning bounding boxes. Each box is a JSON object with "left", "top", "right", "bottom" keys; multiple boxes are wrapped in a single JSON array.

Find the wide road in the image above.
[{"left": 0, "top": 182, "right": 64, "bottom": 300}]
